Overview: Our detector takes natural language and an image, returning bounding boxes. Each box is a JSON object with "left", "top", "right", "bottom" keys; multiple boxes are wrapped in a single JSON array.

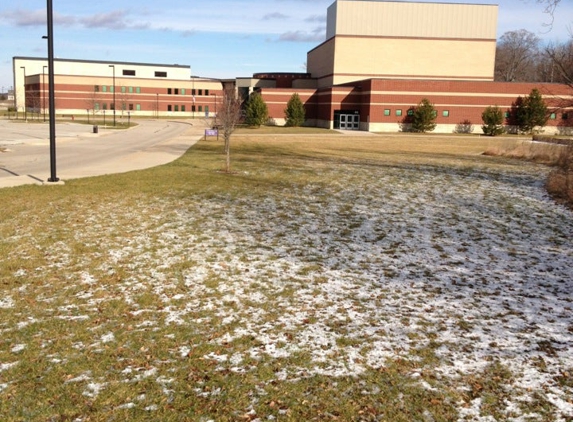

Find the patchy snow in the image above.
[
  {"left": 100, "top": 332, "right": 115, "bottom": 343},
  {"left": 10, "top": 344, "right": 26, "bottom": 354},
  {"left": 83, "top": 382, "right": 107, "bottom": 398},
  {"left": 1, "top": 159, "right": 572, "bottom": 419},
  {"left": 0, "top": 297, "right": 14, "bottom": 309}
]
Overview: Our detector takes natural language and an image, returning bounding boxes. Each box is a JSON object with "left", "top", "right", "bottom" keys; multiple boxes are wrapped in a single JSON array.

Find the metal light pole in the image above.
[
  {"left": 42, "top": 66, "right": 47, "bottom": 122},
  {"left": 20, "top": 66, "right": 27, "bottom": 120},
  {"left": 109, "top": 65, "right": 116, "bottom": 126},
  {"left": 46, "top": 0, "right": 59, "bottom": 182},
  {"left": 156, "top": 93, "right": 159, "bottom": 118}
]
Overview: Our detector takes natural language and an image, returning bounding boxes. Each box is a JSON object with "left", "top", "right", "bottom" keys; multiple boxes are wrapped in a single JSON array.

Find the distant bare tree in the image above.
[
  {"left": 28, "top": 88, "right": 42, "bottom": 120},
  {"left": 213, "top": 86, "right": 243, "bottom": 173},
  {"left": 495, "top": 29, "right": 541, "bottom": 82},
  {"left": 117, "top": 86, "right": 132, "bottom": 118},
  {"left": 85, "top": 85, "right": 101, "bottom": 119},
  {"left": 545, "top": 39, "right": 573, "bottom": 87}
]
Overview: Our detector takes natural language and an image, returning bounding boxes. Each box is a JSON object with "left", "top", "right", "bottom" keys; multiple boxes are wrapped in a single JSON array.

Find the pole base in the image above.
[{"left": 47, "top": 177, "right": 60, "bottom": 183}]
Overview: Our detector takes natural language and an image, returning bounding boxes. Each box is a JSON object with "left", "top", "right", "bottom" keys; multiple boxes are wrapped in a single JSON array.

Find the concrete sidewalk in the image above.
[{"left": 0, "top": 119, "right": 210, "bottom": 189}]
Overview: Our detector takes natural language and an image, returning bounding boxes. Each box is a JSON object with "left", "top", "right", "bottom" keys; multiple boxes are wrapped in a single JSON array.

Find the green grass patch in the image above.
[{"left": 0, "top": 133, "right": 571, "bottom": 420}]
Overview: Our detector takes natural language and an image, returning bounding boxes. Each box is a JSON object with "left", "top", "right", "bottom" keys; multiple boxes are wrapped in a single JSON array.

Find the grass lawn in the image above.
[{"left": 0, "top": 133, "right": 572, "bottom": 421}]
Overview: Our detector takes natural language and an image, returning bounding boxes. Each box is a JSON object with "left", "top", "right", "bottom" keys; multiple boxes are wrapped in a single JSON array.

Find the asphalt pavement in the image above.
[{"left": 0, "top": 119, "right": 209, "bottom": 188}]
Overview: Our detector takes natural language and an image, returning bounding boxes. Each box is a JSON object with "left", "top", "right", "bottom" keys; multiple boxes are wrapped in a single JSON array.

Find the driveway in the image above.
[{"left": 0, "top": 119, "right": 208, "bottom": 188}]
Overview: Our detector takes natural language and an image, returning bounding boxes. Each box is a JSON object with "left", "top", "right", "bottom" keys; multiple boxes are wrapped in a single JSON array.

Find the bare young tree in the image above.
[
  {"left": 85, "top": 85, "right": 101, "bottom": 119},
  {"left": 117, "top": 86, "right": 132, "bottom": 118},
  {"left": 213, "top": 86, "right": 243, "bottom": 173},
  {"left": 28, "top": 88, "right": 42, "bottom": 120},
  {"left": 545, "top": 39, "right": 573, "bottom": 87},
  {"left": 495, "top": 29, "right": 541, "bottom": 82}
]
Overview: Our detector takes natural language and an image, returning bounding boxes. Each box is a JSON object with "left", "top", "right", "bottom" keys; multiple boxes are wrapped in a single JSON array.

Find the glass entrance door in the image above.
[
  {"left": 340, "top": 114, "right": 359, "bottom": 130},
  {"left": 334, "top": 111, "right": 360, "bottom": 130}
]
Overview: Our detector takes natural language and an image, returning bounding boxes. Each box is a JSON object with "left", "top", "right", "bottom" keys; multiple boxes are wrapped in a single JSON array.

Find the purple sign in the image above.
[{"left": 205, "top": 129, "right": 218, "bottom": 137}]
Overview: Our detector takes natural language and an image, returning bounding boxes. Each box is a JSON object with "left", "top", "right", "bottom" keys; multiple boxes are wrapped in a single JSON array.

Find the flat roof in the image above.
[{"left": 13, "top": 56, "right": 190, "bottom": 69}]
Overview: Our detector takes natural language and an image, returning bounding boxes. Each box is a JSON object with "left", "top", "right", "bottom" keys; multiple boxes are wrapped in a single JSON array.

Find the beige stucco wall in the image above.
[
  {"left": 331, "top": 37, "right": 496, "bottom": 85},
  {"left": 307, "top": 39, "right": 336, "bottom": 87},
  {"left": 328, "top": 1, "right": 497, "bottom": 39},
  {"left": 312, "top": 0, "right": 498, "bottom": 87}
]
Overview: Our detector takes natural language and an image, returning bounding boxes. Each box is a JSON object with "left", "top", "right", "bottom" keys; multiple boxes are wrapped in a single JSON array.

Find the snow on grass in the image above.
[{"left": 1, "top": 158, "right": 572, "bottom": 420}]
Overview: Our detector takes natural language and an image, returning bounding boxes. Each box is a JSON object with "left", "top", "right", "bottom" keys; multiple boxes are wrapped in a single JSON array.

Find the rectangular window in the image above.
[
  {"left": 122, "top": 103, "right": 127, "bottom": 111},
  {"left": 505, "top": 111, "right": 511, "bottom": 118},
  {"left": 384, "top": 109, "right": 390, "bottom": 116},
  {"left": 102, "top": 103, "right": 107, "bottom": 110},
  {"left": 123, "top": 69, "right": 136, "bottom": 76},
  {"left": 129, "top": 104, "right": 134, "bottom": 111},
  {"left": 168, "top": 105, "right": 172, "bottom": 112},
  {"left": 407, "top": 109, "right": 414, "bottom": 116},
  {"left": 94, "top": 85, "right": 99, "bottom": 92},
  {"left": 205, "top": 106, "right": 209, "bottom": 114},
  {"left": 102, "top": 86, "right": 107, "bottom": 93},
  {"left": 136, "top": 87, "right": 141, "bottom": 94},
  {"left": 175, "top": 88, "right": 179, "bottom": 95},
  {"left": 129, "top": 86, "right": 133, "bottom": 93},
  {"left": 198, "top": 89, "right": 203, "bottom": 96},
  {"left": 110, "top": 103, "right": 115, "bottom": 110},
  {"left": 181, "top": 88, "right": 186, "bottom": 95},
  {"left": 443, "top": 110, "right": 450, "bottom": 117},
  {"left": 550, "top": 112, "right": 556, "bottom": 119},
  {"left": 205, "top": 89, "right": 209, "bottom": 96},
  {"left": 396, "top": 109, "right": 402, "bottom": 117},
  {"left": 181, "top": 105, "right": 186, "bottom": 112},
  {"left": 155, "top": 71, "right": 167, "bottom": 78},
  {"left": 174, "top": 105, "right": 179, "bottom": 112},
  {"left": 563, "top": 113, "right": 569, "bottom": 120},
  {"left": 192, "top": 89, "right": 196, "bottom": 96},
  {"left": 192, "top": 105, "right": 196, "bottom": 112},
  {"left": 110, "top": 86, "right": 114, "bottom": 93},
  {"left": 198, "top": 105, "right": 203, "bottom": 112},
  {"left": 95, "top": 103, "right": 100, "bottom": 110},
  {"left": 168, "top": 88, "right": 172, "bottom": 95},
  {"left": 136, "top": 104, "right": 141, "bottom": 111}
]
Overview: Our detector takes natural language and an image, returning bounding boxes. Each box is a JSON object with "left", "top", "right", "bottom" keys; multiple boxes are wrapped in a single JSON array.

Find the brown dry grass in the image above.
[
  {"left": 547, "top": 144, "right": 573, "bottom": 207},
  {"left": 483, "top": 138, "right": 567, "bottom": 165},
  {"left": 480, "top": 136, "right": 573, "bottom": 208}
]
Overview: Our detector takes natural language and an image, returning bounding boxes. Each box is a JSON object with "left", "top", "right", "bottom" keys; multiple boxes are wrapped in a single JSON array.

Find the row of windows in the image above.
[
  {"left": 94, "top": 85, "right": 141, "bottom": 94},
  {"left": 166, "top": 88, "right": 211, "bottom": 96},
  {"left": 94, "top": 103, "right": 141, "bottom": 111},
  {"left": 119, "top": 69, "right": 169, "bottom": 78},
  {"left": 92, "top": 103, "right": 211, "bottom": 112},
  {"left": 383, "top": 109, "right": 570, "bottom": 120},
  {"left": 167, "top": 105, "right": 210, "bottom": 113},
  {"left": 383, "top": 109, "right": 450, "bottom": 117}
]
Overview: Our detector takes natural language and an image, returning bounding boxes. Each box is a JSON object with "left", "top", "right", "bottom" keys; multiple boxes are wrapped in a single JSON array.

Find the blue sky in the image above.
[{"left": 1, "top": 0, "right": 572, "bottom": 91}]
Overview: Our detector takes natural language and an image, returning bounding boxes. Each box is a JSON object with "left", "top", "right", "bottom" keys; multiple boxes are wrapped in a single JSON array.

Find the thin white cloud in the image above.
[
  {"left": 263, "top": 12, "right": 289, "bottom": 20},
  {"left": 1, "top": 8, "right": 149, "bottom": 31},
  {"left": 80, "top": 10, "right": 150, "bottom": 30},
  {"left": 305, "top": 14, "right": 326, "bottom": 23},
  {"left": 278, "top": 26, "right": 325, "bottom": 42},
  {"left": 1, "top": 8, "right": 76, "bottom": 27}
]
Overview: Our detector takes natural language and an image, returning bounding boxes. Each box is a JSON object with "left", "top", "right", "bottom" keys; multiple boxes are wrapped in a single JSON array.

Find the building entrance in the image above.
[{"left": 334, "top": 110, "right": 360, "bottom": 130}]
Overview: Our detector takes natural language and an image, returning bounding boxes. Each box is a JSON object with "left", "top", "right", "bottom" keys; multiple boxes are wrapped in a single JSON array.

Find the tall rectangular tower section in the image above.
[{"left": 309, "top": 0, "right": 498, "bottom": 88}]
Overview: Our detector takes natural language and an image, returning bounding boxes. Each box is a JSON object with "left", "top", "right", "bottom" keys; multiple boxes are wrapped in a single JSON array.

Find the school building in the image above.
[{"left": 13, "top": 0, "right": 573, "bottom": 134}]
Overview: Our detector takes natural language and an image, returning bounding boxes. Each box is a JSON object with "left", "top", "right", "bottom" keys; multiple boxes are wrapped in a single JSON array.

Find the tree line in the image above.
[{"left": 495, "top": 29, "right": 572, "bottom": 88}]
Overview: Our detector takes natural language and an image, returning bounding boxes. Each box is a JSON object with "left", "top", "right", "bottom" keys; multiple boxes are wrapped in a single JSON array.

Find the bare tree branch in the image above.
[{"left": 213, "top": 86, "right": 243, "bottom": 173}]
